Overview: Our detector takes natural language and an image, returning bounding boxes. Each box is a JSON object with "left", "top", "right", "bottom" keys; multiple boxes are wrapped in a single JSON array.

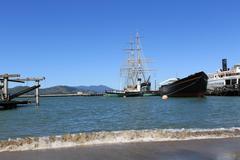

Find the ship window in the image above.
[
  {"left": 226, "top": 80, "right": 231, "bottom": 85},
  {"left": 232, "top": 79, "right": 237, "bottom": 85}
]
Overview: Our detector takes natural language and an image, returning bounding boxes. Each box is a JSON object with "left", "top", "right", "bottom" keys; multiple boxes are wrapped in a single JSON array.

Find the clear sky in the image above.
[{"left": 1, "top": 0, "right": 240, "bottom": 89}]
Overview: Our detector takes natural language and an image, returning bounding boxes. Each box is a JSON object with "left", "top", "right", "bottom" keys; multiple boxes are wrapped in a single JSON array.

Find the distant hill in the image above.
[
  {"left": 9, "top": 85, "right": 113, "bottom": 95},
  {"left": 75, "top": 85, "right": 113, "bottom": 93},
  {"left": 40, "top": 86, "right": 79, "bottom": 95}
]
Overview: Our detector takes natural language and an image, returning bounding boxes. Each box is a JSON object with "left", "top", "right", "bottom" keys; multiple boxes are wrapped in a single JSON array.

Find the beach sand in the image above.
[{"left": 1, "top": 137, "right": 240, "bottom": 160}]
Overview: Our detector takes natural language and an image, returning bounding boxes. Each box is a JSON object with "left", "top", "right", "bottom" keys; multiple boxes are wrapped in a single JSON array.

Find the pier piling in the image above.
[
  {"left": 35, "top": 81, "right": 40, "bottom": 106},
  {"left": 0, "top": 74, "right": 20, "bottom": 101},
  {"left": 0, "top": 74, "right": 45, "bottom": 109},
  {"left": 15, "top": 77, "right": 45, "bottom": 106}
]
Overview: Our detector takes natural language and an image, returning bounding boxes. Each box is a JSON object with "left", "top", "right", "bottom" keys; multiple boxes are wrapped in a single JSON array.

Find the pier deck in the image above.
[
  {"left": 206, "top": 85, "right": 240, "bottom": 96},
  {"left": 0, "top": 100, "right": 30, "bottom": 110}
]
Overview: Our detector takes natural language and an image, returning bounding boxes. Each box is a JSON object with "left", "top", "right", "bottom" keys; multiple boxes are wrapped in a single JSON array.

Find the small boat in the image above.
[{"left": 159, "top": 71, "right": 208, "bottom": 97}]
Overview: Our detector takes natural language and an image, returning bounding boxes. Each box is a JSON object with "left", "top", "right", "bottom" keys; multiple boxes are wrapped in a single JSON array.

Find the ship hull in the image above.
[
  {"left": 159, "top": 72, "right": 208, "bottom": 97},
  {"left": 143, "top": 91, "right": 160, "bottom": 96},
  {"left": 124, "top": 91, "right": 143, "bottom": 97},
  {"left": 105, "top": 90, "right": 124, "bottom": 97},
  {"left": 105, "top": 90, "right": 143, "bottom": 97}
]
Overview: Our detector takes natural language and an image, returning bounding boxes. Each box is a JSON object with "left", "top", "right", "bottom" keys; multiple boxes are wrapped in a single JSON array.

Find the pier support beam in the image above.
[
  {"left": 14, "top": 77, "right": 45, "bottom": 106},
  {"left": 0, "top": 81, "right": 3, "bottom": 100},
  {"left": 35, "top": 81, "right": 40, "bottom": 106},
  {"left": 0, "top": 74, "right": 20, "bottom": 101},
  {"left": 3, "top": 77, "right": 9, "bottom": 100},
  {"left": 0, "top": 74, "right": 44, "bottom": 110}
]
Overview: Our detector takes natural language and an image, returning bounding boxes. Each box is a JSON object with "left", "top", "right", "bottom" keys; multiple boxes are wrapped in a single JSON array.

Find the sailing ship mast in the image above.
[
  {"left": 136, "top": 32, "right": 146, "bottom": 83},
  {"left": 121, "top": 32, "right": 151, "bottom": 92}
]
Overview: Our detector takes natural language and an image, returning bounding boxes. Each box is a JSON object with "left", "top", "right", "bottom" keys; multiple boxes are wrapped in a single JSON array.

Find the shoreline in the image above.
[
  {"left": 1, "top": 137, "right": 240, "bottom": 160},
  {"left": 18, "top": 93, "right": 104, "bottom": 98},
  {"left": 1, "top": 128, "right": 240, "bottom": 152}
]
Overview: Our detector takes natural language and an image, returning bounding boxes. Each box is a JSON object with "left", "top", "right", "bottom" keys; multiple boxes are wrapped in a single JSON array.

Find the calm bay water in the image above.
[{"left": 0, "top": 96, "right": 240, "bottom": 140}]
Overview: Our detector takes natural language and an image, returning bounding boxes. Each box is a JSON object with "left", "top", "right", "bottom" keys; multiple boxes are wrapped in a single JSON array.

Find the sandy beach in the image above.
[{"left": 1, "top": 137, "right": 240, "bottom": 160}]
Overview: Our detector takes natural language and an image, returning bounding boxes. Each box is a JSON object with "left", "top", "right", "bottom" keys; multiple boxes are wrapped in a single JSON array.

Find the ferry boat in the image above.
[
  {"left": 159, "top": 71, "right": 208, "bottom": 97},
  {"left": 105, "top": 33, "right": 155, "bottom": 97},
  {"left": 207, "top": 59, "right": 240, "bottom": 96}
]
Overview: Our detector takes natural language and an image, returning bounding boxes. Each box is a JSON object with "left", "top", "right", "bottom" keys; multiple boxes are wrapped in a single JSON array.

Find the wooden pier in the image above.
[
  {"left": 0, "top": 100, "right": 30, "bottom": 110},
  {"left": 0, "top": 74, "right": 45, "bottom": 110},
  {"left": 206, "top": 85, "right": 240, "bottom": 96}
]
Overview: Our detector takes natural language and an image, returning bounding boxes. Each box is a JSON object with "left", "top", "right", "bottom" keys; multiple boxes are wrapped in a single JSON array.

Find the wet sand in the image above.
[{"left": 1, "top": 138, "right": 240, "bottom": 160}]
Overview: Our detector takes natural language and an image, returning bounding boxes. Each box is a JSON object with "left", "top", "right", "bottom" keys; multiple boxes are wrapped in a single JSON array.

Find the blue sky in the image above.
[{"left": 1, "top": 0, "right": 240, "bottom": 89}]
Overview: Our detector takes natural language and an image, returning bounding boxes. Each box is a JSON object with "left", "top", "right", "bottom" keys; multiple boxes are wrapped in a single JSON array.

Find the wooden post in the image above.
[
  {"left": 0, "top": 74, "right": 20, "bottom": 101},
  {"left": 3, "top": 77, "right": 9, "bottom": 100},
  {"left": 35, "top": 80, "right": 40, "bottom": 106},
  {"left": 155, "top": 80, "right": 157, "bottom": 91},
  {"left": 12, "top": 76, "right": 45, "bottom": 106}
]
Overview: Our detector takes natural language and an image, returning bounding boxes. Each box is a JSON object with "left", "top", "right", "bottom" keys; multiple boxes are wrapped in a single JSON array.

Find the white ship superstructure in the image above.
[{"left": 207, "top": 59, "right": 240, "bottom": 91}]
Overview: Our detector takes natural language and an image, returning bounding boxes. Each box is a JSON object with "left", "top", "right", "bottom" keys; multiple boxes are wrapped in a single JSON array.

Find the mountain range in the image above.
[{"left": 9, "top": 85, "right": 113, "bottom": 95}]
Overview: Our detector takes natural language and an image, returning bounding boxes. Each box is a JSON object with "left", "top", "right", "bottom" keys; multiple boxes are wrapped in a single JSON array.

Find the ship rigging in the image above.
[
  {"left": 105, "top": 32, "right": 153, "bottom": 97},
  {"left": 120, "top": 32, "right": 151, "bottom": 93}
]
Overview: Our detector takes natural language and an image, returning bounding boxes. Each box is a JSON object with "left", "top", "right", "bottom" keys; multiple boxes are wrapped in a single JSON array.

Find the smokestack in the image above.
[
  {"left": 137, "top": 78, "right": 141, "bottom": 91},
  {"left": 222, "top": 59, "right": 227, "bottom": 71}
]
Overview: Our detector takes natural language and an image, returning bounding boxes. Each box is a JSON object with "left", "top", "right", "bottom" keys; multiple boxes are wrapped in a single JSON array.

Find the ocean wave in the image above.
[{"left": 1, "top": 128, "right": 240, "bottom": 152}]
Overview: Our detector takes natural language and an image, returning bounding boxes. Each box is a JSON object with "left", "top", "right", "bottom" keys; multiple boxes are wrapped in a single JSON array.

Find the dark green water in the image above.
[{"left": 0, "top": 96, "right": 240, "bottom": 140}]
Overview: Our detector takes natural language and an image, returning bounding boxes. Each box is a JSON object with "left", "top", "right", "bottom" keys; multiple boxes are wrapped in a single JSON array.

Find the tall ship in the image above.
[
  {"left": 105, "top": 33, "right": 153, "bottom": 97},
  {"left": 207, "top": 59, "right": 240, "bottom": 96},
  {"left": 159, "top": 71, "right": 208, "bottom": 97}
]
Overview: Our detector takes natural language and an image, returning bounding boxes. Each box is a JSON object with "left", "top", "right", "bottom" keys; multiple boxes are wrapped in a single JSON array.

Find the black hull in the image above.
[{"left": 159, "top": 71, "right": 208, "bottom": 97}]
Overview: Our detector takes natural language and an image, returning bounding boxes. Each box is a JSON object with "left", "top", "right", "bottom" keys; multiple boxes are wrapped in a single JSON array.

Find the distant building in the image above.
[{"left": 77, "top": 91, "right": 84, "bottom": 95}]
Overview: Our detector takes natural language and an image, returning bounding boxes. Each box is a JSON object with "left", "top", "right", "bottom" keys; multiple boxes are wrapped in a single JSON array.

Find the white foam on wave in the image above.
[{"left": 1, "top": 127, "right": 240, "bottom": 152}]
